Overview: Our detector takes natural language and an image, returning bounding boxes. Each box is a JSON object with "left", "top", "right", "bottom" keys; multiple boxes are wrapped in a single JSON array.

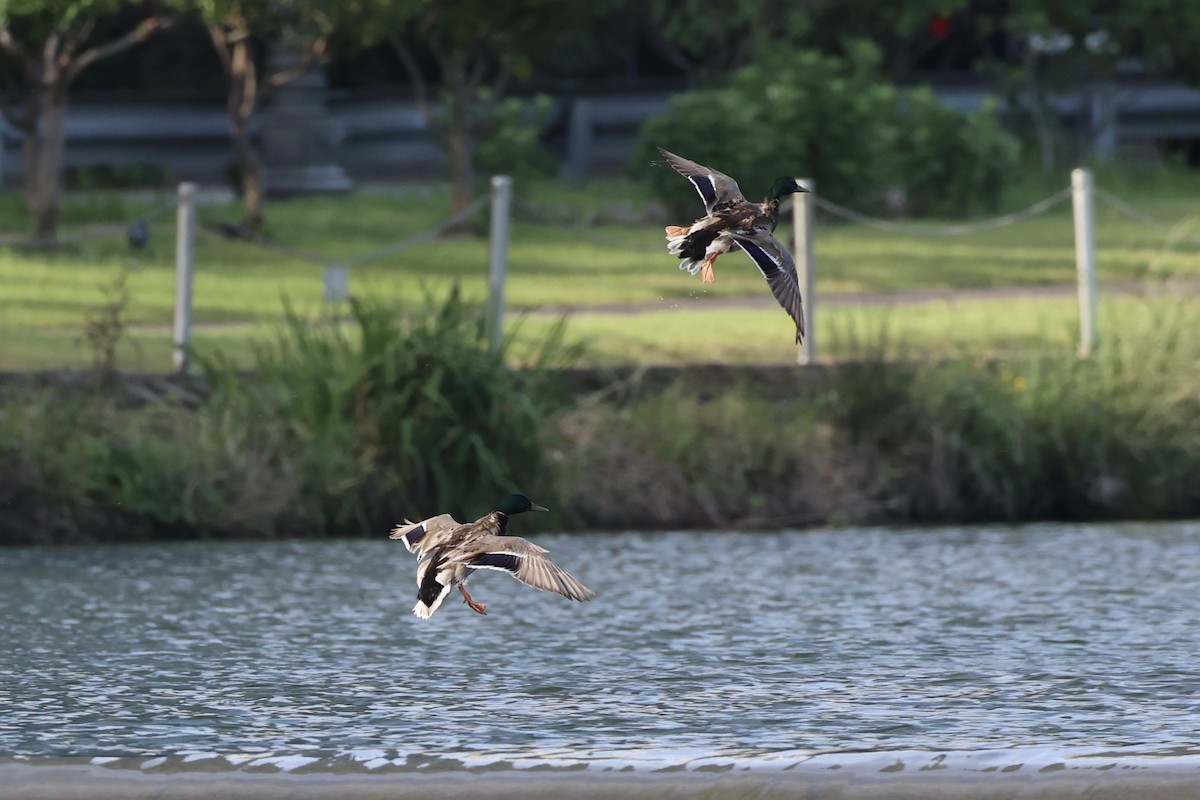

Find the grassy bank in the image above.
[
  {"left": 2, "top": 167, "right": 1198, "bottom": 369},
  {"left": 2, "top": 291, "right": 1197, "bottom": 544}
]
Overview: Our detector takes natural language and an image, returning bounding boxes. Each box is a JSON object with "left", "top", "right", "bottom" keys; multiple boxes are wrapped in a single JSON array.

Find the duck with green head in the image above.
[
  {"left": 659, "top": 148, "right": 808, "bottom": 343},
  {"left": 390, "top": 493, "right": 595, "bottom": 619}
]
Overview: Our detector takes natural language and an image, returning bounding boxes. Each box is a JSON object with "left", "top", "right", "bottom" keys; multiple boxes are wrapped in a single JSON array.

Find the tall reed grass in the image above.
[
  {"left": 0, "top": 291, "right": 579, "bottom": 542},
  {"left": 556, "top": 296, "right": 1200, "bottom": 529},
  {"left": 869, "top": 296, "right": 1200, "bottom": 522},
  {"left": 196, "top": 290, "right": 580, "bottom": 534},
  {"left": 2, "top": 294, "right": 1196, "bottom": 543}
]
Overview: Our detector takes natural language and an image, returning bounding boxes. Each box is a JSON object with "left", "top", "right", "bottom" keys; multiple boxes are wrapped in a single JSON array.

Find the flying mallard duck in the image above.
[
  {"left": 390, "top": 493, "right": 595, "bottom": 619},
  {"left": 659, "top": 147, "right": 808, "bottom": 343}
]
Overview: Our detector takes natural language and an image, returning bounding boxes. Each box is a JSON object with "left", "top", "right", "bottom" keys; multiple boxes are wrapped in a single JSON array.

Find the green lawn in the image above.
[{"left": 1, "top": 170, "right": 1197, "bottom": 370}]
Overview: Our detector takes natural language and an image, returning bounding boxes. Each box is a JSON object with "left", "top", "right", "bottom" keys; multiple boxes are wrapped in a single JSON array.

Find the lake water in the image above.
[{"left": 2, "top": 522, "right": 1199, "bottom": 797}]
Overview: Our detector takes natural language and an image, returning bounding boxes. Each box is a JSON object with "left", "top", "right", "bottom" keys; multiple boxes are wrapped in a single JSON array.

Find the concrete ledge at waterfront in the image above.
[{"left": 4, "top": 751, "right": 1199, "bottom": 800}]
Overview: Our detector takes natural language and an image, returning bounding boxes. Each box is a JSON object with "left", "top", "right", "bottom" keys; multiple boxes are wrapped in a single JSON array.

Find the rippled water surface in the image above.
[{"left": 2, "top": 522, "right": 1198, "bottom": 767}]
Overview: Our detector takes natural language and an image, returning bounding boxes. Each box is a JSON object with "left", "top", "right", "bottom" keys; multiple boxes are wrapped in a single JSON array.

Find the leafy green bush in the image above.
[
  {"left": 4, "top": 290, "right": 1197, "bottom": 543},
  {"left": 634, "top": 43, "right": 1019, "bottom": 218},
  {"left": 0, "top": 391, "right": 230, "bottom": 543},
  {"left": 475, "top": 91, "right": 558, "bottom": 180},
  {"left": 636, "top": 42, "right": 896, "bottom": 216},
  {"left": 891, "top": 90, "right": 1021, "bottom": 217},
  {"left": 199, "top": 290, "right": 579, "bottom": 534},
  {"left": 824, "top": 297, "right": 1200, "bottom": 522},
  {"left": 0, "top": 290, "right": 579, "bottom": 543},
  {"left": 554, "top": 295, "right": 1200, "bottom": 531},
  {"left": 553, "top": 381, "right": 827, "bottom": 530}
]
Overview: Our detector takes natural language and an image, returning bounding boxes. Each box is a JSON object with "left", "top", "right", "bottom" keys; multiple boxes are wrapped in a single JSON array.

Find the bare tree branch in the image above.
[
  {"left": 42, "top": 29, "right": 62, "bottom": 87},
  {"left": 389, "top": 35, "right": 445, "bottom": 139},
  {"left": 426, "top": 35, "right": 448, "bottom": 73},
  {"left": 229, "top": 35, "right": 257, "bottom": 123},
  {"left": 60, "top": 19, "right": 97, "bottom": 67},
  {"left": 208, "top": 21, "right": 255, "bottom": 119},
  {"left": 207, "top": 24, "right": 235, "bottom": 76},
  {"left": 466, "top": 50, "right": 487, "bottom": 94},
  {"left": 66, "top": 14, "right": 180, "bottom": 82},
  {"left": 0, "top": 41, "right": 34, "bottom": 132},
  {"left": 0, "top": 25, "right": 39, "bottom": 82},
  {"left": 265, "top": 39, "right": 329, "bottom": 89}
]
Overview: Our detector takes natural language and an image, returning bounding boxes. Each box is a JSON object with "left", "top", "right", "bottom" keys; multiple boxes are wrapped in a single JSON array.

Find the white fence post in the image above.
[
  {"left": 1071, "top": 168, "right": 1098, "bottom": 358},
  {"left": 486, "top": 175, "right": 513, "bottom": 357},
  {"left": 172, "top": 182, "right": 198, "bottom": 373},
  {"left": 794, "top": 178, "right": 816, "bottom": 365}
]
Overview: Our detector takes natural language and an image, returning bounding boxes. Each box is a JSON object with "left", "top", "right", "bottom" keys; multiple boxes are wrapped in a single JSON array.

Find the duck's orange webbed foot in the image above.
[
  {"left": 459, "top": 584, "right": 488, "bottom": 616},
  {"left": 664, "top": 225, "right": 688, "bottom": 238},
  {"left": 699, "top": 254, "right": 718, "bottom": 284}
]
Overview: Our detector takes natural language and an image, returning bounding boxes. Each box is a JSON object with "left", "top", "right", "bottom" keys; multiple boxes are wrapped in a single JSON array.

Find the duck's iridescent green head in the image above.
[
  {"left": 496, "top": 493, "right": 549, "bottom": 516},
  {"left": 767, "top": 177, "right": 807, "bottom": 200}
]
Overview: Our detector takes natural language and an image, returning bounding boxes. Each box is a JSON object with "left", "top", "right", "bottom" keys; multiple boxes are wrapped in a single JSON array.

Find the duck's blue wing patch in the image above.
[
  {"left": 471, "top": 552, "right": 522, "bottom": 574},
  {"left": 688, "top": 174, "right": 718, "bottom": 209},
  {"left": 731, "top": 234, "right": 805, "bottom": 343},
  {"left": 734, "top": 239, "right": 783, "bottom": 277}
]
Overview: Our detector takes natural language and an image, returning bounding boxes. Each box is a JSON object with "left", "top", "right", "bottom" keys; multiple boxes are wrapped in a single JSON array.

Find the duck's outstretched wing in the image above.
[
  {"left": 658, "top": 148, "right": 745, "bottom": 214},
  {"left": 451, "top": 536, "right": 596, "bottom": 602},
  {"left": 389, "top": 513, "right": 462, "bottom": 560},
  {"left": 729, "top": 232, "right": 806, "bottom": 344}
]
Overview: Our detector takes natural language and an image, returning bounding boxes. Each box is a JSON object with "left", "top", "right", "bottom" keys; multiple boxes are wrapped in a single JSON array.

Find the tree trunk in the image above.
[
  {"left": 1, "top": 15, "right": 176, "bottom": 242},
  {"left": 21, "top": 96, "right": 39, "bottom": 211},
  {"left": 1017, "top": 50, "right": 1056, "bottom": 178},
  {"left": 1027, "top": 88, "right": 1056, "bottom": 177},
  {"left": 443, "top": 65, "right": 474, "bottom": 234},
  {"left": 232, "top": 116, "right": 265, "bottom": 229},
  {"left": 212, "top": 25, "right": 266, "bottom": 230},
  {"left": 446, "top": 101, "right": 474, "bottom": 223},
  {"left": 30, "top": 90, "right": 67, "bottom": 241}
]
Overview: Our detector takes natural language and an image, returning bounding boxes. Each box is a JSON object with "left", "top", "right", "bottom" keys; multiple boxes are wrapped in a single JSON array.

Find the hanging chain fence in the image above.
[
  {"left": 2, "top": 177, "right": 1195, "bottom": 264},
  {"left": 1092, "top": 187, "right": 1200, "bottom": 247},
  {"left": 512, "top": 195, "right": 663, "bottom": 252},
  {"left": 812, "top": 188, "right": 1073, "bottom": 237},
  {"left": 195, "top": 195, "right": 490, "bottom": 269},
  {"left": 0, "top": 198, "right": 178, "bottom": 249}
]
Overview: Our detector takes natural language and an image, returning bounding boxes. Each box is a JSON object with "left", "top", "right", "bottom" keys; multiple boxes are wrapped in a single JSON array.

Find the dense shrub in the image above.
[
  {"left": 553, "top": 383, "right": 831, "bottom": 529},
  {"left": 891, "top": 89, "right": 1020, "bottom": 217},
  {"left": 0, "top": 291, "right": 578, "bottom": 543},
  {"left": 636, "top": 43, "right": 894, "bottom": 216},
  {"left": 553, "top": 297, "right": 1200, "bottom": 530},
  {"left": 820, "top": 297, "right": 1200, "bottom": 522},
  {"left": 198, "top": 290, "right": 578, "bottom": 534},
  {"left": 474, "top": 91, "right": 558, "bottom": 181},
  {"left": 3, "top": 294, "right": 1198, "bottom": 543},
  {"left": 634, "top": 43, "right": 1020, "bottom": 218}
]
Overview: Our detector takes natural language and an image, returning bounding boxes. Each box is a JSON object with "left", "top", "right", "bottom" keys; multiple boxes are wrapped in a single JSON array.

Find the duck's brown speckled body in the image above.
[
  {"left": 390, "top": 494, "right": 594, "bottom": 619},
  {"left": 660, "top": 148, "right": 808, "bottom": 343}
]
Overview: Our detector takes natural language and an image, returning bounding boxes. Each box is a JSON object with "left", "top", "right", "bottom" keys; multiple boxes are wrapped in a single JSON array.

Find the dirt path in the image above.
[
  {"left": 526, "top": 278, "right": 1199, "bottom": 316},
  {"left": 120, "top": 279, "right": 1198, "bottom": 335}
]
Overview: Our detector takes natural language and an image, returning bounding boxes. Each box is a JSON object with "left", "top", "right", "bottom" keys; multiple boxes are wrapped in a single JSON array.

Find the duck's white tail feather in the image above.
[
  {"left": 664, "top": 224, "right": 690, "bottom": 258},
  {"left": 412, "top": 556, "right": 454, "bottom": 619},
  {"left": 665, "top": 221, "right": 717, "bottom": 276},
  {"left": 412, "top": 582, "right": 452, "bottom": 619},
  {"left": 670, "top": 240, "right": 704, "bottom": 274}
]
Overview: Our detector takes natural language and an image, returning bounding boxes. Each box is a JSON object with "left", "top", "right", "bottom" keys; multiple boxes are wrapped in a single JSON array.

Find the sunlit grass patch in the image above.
[{"left": 2, "top": 173, "right": 1198, "bottom": 371}]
